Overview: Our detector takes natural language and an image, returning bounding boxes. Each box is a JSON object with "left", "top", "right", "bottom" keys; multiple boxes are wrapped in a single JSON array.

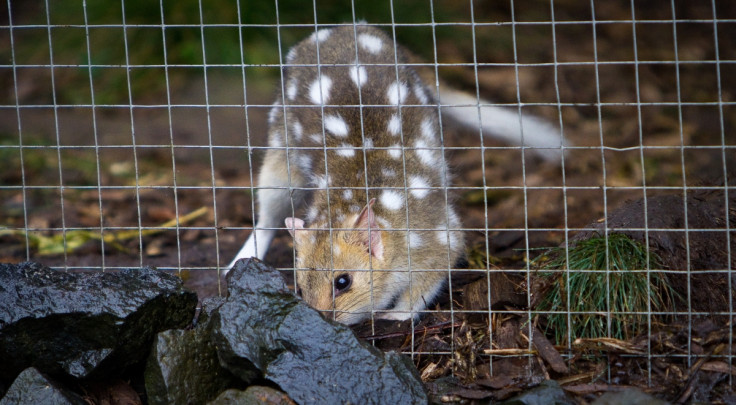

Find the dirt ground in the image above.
[{"left": 2, "top": 1, "right": 735, "bottom": 402}]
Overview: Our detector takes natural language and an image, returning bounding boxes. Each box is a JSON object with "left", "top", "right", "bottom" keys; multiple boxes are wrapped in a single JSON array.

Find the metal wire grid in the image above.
[{"left": 1, "top": 0, "right": 734, "bottom": 385}]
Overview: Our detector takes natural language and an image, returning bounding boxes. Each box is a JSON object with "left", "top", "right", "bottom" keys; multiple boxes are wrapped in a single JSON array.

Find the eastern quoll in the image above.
[{"left": 227, "top": 25, "right": 562, "bottom": 325}]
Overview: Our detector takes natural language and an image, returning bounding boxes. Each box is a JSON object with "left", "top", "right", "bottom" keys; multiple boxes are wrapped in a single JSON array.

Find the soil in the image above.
[{"left": 1, "top": 1, "right": 735, "bottom": 403}]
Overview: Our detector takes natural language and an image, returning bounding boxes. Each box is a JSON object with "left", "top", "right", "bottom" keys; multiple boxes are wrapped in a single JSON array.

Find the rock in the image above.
[
  {"left": 502, "top": 380, "right": 574, "bottom": 405},
  {"left": 144, "top": 297, "right": 243, "bottom": 405},
  {"left": 207, "top": 386, "right": 295, "bottom": 405},
  {"left": 592, "top": 388, "right": 668, "bottom": 405},
  {"left": 0, "top": 367, "right": 86, "bottom": 405},
  {"left": 0, "top": 262, "right": 198, "bottom": 384},
  {"left": 211, "top": 259, "right": 428, "bottom": 405}
]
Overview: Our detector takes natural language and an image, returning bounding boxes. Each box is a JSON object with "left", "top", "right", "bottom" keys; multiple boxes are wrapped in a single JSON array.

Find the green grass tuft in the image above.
[{"left": 533, "top": 233, "right": 677, "bottom": 344}]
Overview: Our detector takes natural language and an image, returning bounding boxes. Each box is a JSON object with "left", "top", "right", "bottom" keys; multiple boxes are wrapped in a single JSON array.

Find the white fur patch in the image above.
[
  {"left": 287, "top": 79, "right": 298, "bottom": 101},
  {"left": 388, "top": 144, "right": 401, "bottom": 159},
  {"left": 268, "top": 131, "right": 283, "bottom": 147},
  {"left": 306, "top": 205, "right": 319, "bottom": 222},
  {"left": 342, "top": 189, "right": 353, "bottom": 200},
  {"left": 363, "top": 138, "right": 374, "bottom": 149},
  {"left": 375, "top": 216, "right": 391, "bottom": 228},
  {"left": 414, "top": 82, "right": 429, "bottom": 104},
  {"left": 309, "top": 76, "right": 332, "bottom": 104},
  {"left": 381, "top": 167, "right": 396, "bottom": 177},
  {"left": 311, "top": 28, "right": 332, "bottom": 43},
  {"left": 420, "top": 117, "right": 435, "bottom": 140},
  {"left": 309, "top": 133, "right": 323, "bottom": 144},
  {"left": 324, "top": 115, "right": 349, "bottom": 137},
  {"left": 387, "top": 81, "right": 408, "bottom": 105},
  {"left": 409, "top": 176, "right": 430, "bottom": 199},
  {"left": 296, "top": 153, "right": 312, "bottom": 173},
  {"left": 349, "top": 204, "right": 361, "bottom": 213},
  {"left": 435, "top": 223, "right": 461, "bottom": 249},
  {"left": 358, "top": 33, "right": 383, "bottom": 54},
  {"left": 268, "top": 101, "right": 280, "bottom": 125},
  {"left": 336, "top": 143, "right": 355, "bottom": 157},
  {"left": 286, "top": 47, "right": 298, "bottom": 63},
  {"left": 291, "top": 121, "right": 303, "bottom": 141},
  {"left": 414, "top": 139, "right": 434, "bottom": 166},
  {"left": 380, "top": 190, "right": 404, "bottom": 211},
  {"left": 388, "top": 114, "right": 401, "bottom": 136},
  {"left": 350, "top": 65, "right": 368, "bottom": 88},
  {"left": 314, "top": 174, "right": 331, "bottom": 189},
  {"left": 409, "top": 232, "right": 423, "bottom": 249}
]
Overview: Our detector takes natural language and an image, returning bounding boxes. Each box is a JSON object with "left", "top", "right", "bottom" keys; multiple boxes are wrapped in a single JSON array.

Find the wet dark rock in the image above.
[
  {"left": 0, "top": 262, "right": 198, "bottom": 384},
  {"left": 144, "top": 298, "right": 243, "bottom": 405},
  {"left": 207, "top": 386, "right": 296, "bottom": 405},
  {"left": 0, "top": 367, "right": 86, "bottom": 405},
  {"left": 501, "top": 380, "right": 574, "bottom": 405},
  {"left": 211, "top": 258, "right": 428, "bottom": 405}
]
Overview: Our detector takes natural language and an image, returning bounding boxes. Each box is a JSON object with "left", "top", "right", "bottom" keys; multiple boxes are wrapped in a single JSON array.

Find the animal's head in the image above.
[{"left": 286, "top": 199, "right": 392, "bottom": 324}]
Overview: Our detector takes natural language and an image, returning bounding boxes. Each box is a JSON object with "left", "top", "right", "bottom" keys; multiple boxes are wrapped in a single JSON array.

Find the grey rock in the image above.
[
  {"left": 144, "top": 300, "right": 243, "bottom": 405},
  {"left": 0, "top": 262, "right": 197, "bottom": 383},
  {"left": 212, "top": 258, "right": 428, "bottom": 405},
  {"left": 0, "top": 367, "right": 86, "bottom": 405},
  {"left": 502, "top": 380, "right": 574, "bottom": 405}
]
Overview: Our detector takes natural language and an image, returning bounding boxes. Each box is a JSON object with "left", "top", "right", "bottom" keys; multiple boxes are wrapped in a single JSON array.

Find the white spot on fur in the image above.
[
  {"left": 388, "top": 144, "right": 401, "bottom": 159},
  {"left": 336, "top": 212, "right": 346, "bottom": 223},
  {"left": 414, "top": 83, "right": 429, "bottom": 104},
  {"left": 332, "top": 243, "right": 341, "bottom": 256},
  {"left": 387, "top": 81, "right": 408, "bottom": 105},
  {"left": 342, "top": 189, "right": 353, "bottom": 200},
  {"left": 388, "top": 114, "right": 401, "bottom": 136},
  {"left": 269, "top": 131, "right": 283, "bottom": 147},
  {"left": 349, "top": 204, "right": 361, "bottom": 213},
  {"left": 358, "top": 34, "right": 383, "bottom": 54},
  {"left": 324, "top": 115, "right": 349, "bottom": 137},
  {"left": 380, "top": 190, "right": 404, "bottom": 211},
  {"left": 363, "top": 138, "right": 374, "bottom": 149},
  {"left": 306, "top": 206, "right": 319, "bottom": 222},
  {"left": 375, "top": 216, "right": 391, "bottom": 228},
  {"left": 414, "top": 139, "right": 434, "bottom": 166},
  {"left": 409, "top": 176, "right": 430, "bottom": 199},
  {"left": 268, "top": 101, "right": 281, "bottom": 125},
  {"left": 420, "top": 117, "right": 435, "bottom": 140},
  {"left": 381, "top": 167, "right": 396, "bottom": 177},
  {"left": 311, "top": 28, "right": 332, "bottom": 43},
  {"left": 309, "top": 76, "right": 332, "bottom": 104},
  {"left": 296, "top": 153, "right": 312, "bottom": 173},
  {"left": 286, "top": 47, "right": 297, "bottom": 63},
  {"left": 350, "top": 65, "right": 368, "bottom": 88},
  {"left": 291, "top": 121, "right": 303, "bottom": 141},
  {"left": 435, "top": 222, "right": 461, "bottom": 249},
  {"left": 309, "top": 133, "right": 323, "bottom": 144},
  {"left": 336, "top": 143, "right": 355, "bottom": 157},
  {"left": 409, "top": 232, "right": 423, "bottom": 249},
  {"left": 287, "top": 79, "right": 298, "bottom": 101},
  {"left": 314, "top": 174, "right": 331, "bottom": 189}
]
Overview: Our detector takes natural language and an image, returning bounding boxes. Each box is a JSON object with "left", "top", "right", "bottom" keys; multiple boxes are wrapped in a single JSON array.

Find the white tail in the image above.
[{"left": 439, "top": 87, "right": 564, "bottom": 163}]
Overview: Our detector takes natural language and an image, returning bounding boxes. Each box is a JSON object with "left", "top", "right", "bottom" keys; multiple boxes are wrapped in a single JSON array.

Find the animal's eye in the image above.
[{"left": 334, "top": 273, "right": 352, "bottom": 293}]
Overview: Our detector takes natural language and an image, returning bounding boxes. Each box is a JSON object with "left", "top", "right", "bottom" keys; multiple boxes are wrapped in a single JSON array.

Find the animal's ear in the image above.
[
  {"left": 353, "top": 198, "right": 384, "bottom": 261},
  {"left": 285, "top": 217, "right": 305, "bottom": 239}
]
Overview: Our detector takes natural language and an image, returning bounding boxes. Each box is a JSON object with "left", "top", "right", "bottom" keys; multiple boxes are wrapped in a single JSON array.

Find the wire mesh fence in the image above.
[{"left": 1, "top": 0, "right": 734, "bottom": 399}]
